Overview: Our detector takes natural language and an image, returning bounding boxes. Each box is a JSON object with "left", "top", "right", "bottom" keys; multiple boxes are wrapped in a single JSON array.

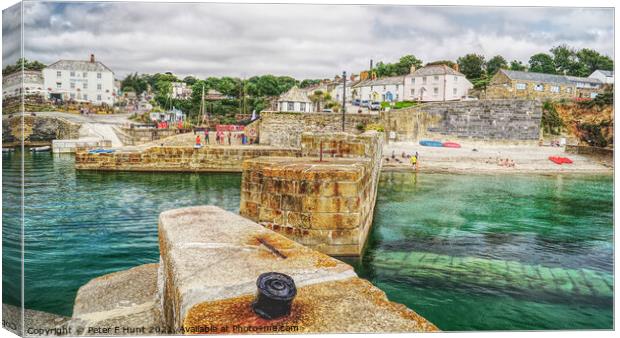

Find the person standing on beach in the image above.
[
  {"left": 410, "top": 153, "right": 418, "bottom": 170},
  {"left": 195, "top": 135, "right": 201, "bottom": 147}
]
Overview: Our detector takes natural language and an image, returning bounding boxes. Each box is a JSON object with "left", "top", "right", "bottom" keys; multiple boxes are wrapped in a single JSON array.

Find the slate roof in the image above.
[
  {"left": 410, "top": 64, "right": 464, "bottom": 77},
  {"left": 352, "top": 76, "right": 404, "bottom": 88},
  {"left": 499, "top": 69, "right": 602, "bottom": 86},
  {"left": 278, "top": 86, "right": 311, "bottom": 102},
  {"left": 595, "top": 70, "right": 614, "bottom": 77},
  {"left": 46, "top": 59, "right": 114, "bottom": 73}
]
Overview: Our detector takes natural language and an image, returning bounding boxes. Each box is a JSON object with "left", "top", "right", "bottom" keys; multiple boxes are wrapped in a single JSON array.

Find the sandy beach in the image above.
[{"left": 382, "top": 141, "right": 613, "bottom": 174}]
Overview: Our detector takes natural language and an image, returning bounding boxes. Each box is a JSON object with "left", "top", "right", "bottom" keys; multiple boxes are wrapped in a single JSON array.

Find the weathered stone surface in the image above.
[
  {"left": 2, "top": 115, "right": 80, "bottom": 147},
  {"left": 69, "top": 263, "right": 162, "bottom": 335},
  {"left": 259, "top": 111, "right": 380, "bottom": 148},
  {"left": 158, "top": 206, "right": 355, "bottom": 330},
  {"left": 184, "top": 277, "right": 438, "bottom": 333},
  {"left": 2, "top": 303, "right": 72, "bottom": 336},
  {"left": 157, "top": 205, "right": 436, "bottom": 333},
  {"left": 381, "top": 99, "right": 542, "bottom": 142},
  {"left": 75, "top": 145, "right": 301, "bottom": 172},
  {"left": 240, "top": 132, "right": 383, "bottom": 256}
]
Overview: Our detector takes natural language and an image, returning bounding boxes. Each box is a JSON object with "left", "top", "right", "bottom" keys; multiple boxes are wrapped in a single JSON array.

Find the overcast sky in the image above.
[{"left": 2, "top": 1, "right": 615, "bottom": 80}]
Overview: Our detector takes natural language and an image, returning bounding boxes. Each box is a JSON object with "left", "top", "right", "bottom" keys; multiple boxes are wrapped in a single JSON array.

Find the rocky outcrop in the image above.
[{"left": 2, "top": 115, "right": 80, "bottom": 147}]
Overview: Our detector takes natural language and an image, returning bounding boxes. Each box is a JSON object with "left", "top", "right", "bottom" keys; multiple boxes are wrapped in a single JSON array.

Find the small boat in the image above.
[
  {"left": 419, "top": 140, "right": 443, "bottom": 147},
  {"left": 549, "top": 156, "right": 573, "bottom": 164},
  {"left": 88, "top": 149, "right": 115, "bottom": 154},
  {"left": 30, "top": 146, "right": 51, "bottom": 152},
  {"left": 442, "top": 142, "right": 461, "bottom": 148}
]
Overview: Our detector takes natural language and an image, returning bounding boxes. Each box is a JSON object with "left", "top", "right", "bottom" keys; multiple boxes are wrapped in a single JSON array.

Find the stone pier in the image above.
[
  {"left": 239, "top": 131, "right": 383, "bottom": 256},
  {"left": 70, "top": 206, "right": 437, "bottom": 334},
  {"left": 75, "top": 145, "right": 301, "bottom": 172}
]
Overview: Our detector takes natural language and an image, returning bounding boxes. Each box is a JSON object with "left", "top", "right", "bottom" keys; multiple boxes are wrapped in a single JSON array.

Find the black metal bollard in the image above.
[{"left": 251, "top": 272, "right": 297, "bottom": 320}]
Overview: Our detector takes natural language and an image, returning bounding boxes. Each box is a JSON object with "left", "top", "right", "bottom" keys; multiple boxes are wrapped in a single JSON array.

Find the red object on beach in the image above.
[
  {"left": 442, "top": 142, "right": 461, "bottom": 148},
  {"left": 549, "top": 156, "right": 573, "bottom": 164}
]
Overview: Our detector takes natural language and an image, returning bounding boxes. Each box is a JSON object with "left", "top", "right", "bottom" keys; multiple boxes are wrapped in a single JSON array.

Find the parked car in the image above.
[
  {"left": 352, "top": 99, "right": 361, "bottom": 106},
  {"left": 322, "top": 108, "right": 333, "bottom": 113},
  {"left": 462, "top": 95, "right": 479, "bottom": 101},
  {"left": 368, "top": 101, "right": 381, "bottom": 110},
  {"left": 361, "top": 100, "right": 369, "bottom": 107}
]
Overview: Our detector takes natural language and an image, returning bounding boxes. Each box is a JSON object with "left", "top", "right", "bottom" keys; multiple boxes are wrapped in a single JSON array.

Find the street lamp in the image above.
[{"left": 342, "top": 71, "right": 346, "bottom": 132}]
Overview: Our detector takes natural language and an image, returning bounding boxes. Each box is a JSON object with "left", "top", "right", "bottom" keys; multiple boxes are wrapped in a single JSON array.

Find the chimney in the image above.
[
  {"left": 90, "top": 54, "right": 95, "bottom": 63},
  {"left": 452, "top": 63, "right": 459, "bottom": 72},
  {"left": 410, "top": 65, "right": 417, "bottom": 74}
]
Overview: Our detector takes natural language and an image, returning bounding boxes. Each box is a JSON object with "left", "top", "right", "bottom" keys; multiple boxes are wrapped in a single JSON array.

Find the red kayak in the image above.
[
  {"left": 549, "top": 156, "right": 573, "bottom": 164},
  {"left": 443, "top": 142, "right": 461, "bottom": 148}
]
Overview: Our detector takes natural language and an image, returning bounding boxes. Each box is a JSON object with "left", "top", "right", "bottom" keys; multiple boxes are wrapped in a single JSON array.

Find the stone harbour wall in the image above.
[
  {"left": 2, "top": 115, "right": 81, "bottom": 147},
  {"left": 75, "top": 145, "right": 301, "bottom": 172},
  {"left": 239, "top": 131, "right": 383, "bottom": 256},
  {"left": 381, "top": 99, "right": 542, "bottom": 142},
  {"left": 259, "top": 111, "right": 380, "bottom": 148}
]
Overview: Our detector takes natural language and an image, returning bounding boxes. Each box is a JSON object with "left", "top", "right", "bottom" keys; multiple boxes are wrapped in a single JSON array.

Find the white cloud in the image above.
[{"left": 11, "top": 2, "right": 614, "bottom": 79}]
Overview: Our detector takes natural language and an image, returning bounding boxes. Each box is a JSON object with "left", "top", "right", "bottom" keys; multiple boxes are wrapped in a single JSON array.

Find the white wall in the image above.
[
  {"left": 588, "top": 71, "right": 614, "bottom": 85},
  {"left": 353, "top": 82, "right": 404, "bottom": 102},
  {"left": 43, "top": 68, "right": 116, "bottom": 105},
  {"left": 277, "top": 100, "right": 314, "bottom": 112},
  {"left": 403, "top": 74, "right": 472, "bottom": 102}
]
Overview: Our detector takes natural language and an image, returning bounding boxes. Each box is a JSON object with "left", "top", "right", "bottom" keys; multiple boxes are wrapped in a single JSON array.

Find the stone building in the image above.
[
  {"left": 487, "top": 69, "right": 604, "bottom": 100},
  {"left": 276, "top": 86, "right": 314, "bottom": 112},
  {"left": 403, "top": 64, "right": 473, "bottom": 102},
  {"left": 42, "top": 54, "right": 116, "bottom": 105},
  {"left": 2, "top": 70, "right": 45, "bottom": 99},
  {"left": 170, "top": 81, "right": 192, "bottom": 99}
]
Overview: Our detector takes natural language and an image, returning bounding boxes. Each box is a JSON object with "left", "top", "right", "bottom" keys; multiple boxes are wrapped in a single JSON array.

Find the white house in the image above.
[
  {"left": 43, "top": 54, "right": 116, "bottom": 105},
  {"left": 351, "top": 76, "right": 405, "bottom": 102},
  {"left": 2, "top": 70, "right": 45, "bottom": 99},
  {"left": 277, "top": 86, "right": 314, "bottom": 112},
  {"left": 171, "top": 81, "right": 192, "bottom": 99},
  {"left": 588, "top": 70, "right": 614, "bottom": 85},
  {"left": 404, "top": 64, "right": 473, "bottom": 102},
  {"left": 330, "top": 79, "right": 360, "bottom": 103}
]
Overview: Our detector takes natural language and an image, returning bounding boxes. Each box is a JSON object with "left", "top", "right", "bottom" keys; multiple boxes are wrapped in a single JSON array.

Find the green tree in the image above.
[
  {"left": 425, "top": 60, "right": 456, "bottom": 68},
  {"left": 2, "top": 58, "right": 46, "bottom": 75},
  {"left": 528, "top": 53, "right": 556, "bottom": 74},
  {"left": 574, "top": 48, "right": 614, "bottom": 77},
  {"left": 308, "top": 90, "right": 325, "bottom": 112},
  {"left": 550, "top": 44, "right": 578, "bottom": 75},
  {"left": 486, "top": 55, "right": 508, "bottom": 76},
  {"left": 183, "top": 76, "right": 197, "bottom": 85},
  {"left": 457, "top": 54, "right": 486, "bottom": 80},
  {"left": 509, "top": 60, "right": 527, "bottom": 71},
  {"left": 394, "top": 55, "right": 423, "bottom": 75}
]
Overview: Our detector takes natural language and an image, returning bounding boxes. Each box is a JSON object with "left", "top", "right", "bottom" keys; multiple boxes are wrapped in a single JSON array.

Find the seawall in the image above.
[{"left": 2, "top": 115, "right": 81, "bottom": 147}]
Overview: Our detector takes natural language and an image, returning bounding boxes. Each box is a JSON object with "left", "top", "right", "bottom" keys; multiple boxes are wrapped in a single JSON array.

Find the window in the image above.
[
  {"left": 56, "top": 82, "right": 62, "bottom": 89},
  {"left": 550, "top": 86, "right": 560, "bottom": 93},
  {"left": 56, "top": 71, "right": 62, "bottom": 77},
  {"left": 83, "top": 83, "right": 88, "bottom": 89},
  {"left": 434, "top": 76, "right": 439, "bottom": 81},
  {"left": 534, "top": 84, "right": 544, "bottom": 91},
  {"left": 97, "top": 73, "right": 102, "bottom": 79},
  {"left": 422, "top": 77, "right": 427, "bottom": 84},
  {"left": 83, "top": 72, "right": 87, "bottom": 78},
  {"left": 454, "top": 76, "right": 458, "bottom": 82},
  {"left": 70, "top": 82, "right": 75, "bottom": 89},
  {"left": 411, "top": 89, "right": 415, "bottom": 95},
  {"left": 97, "top": 84, "right": 102, "bottom": 90},
  {"left": 396, "top": 85, "right": 399, "bottom": 90},
  {"left": 287, "top": 102, "right": 294, "bottom": 111},
  {"left": 70, "top": 93, "right": 75, "bottom": 99},
  {"left": 97, "top": 94, "right": 102, "bottom": 101},
  {"left": 453, "top": 88, "right": 457, "bottom": 95},
  {"left": 433, "top": 87, "right": 439, "bottom": 95},
  {"left": 411, "top": 78, "right": 415, "bottom": 84},
  {"left": 70, "top": 71, "right": 75, "bottom": 77},
  {"left": 300, "top": 102, "right": 306, "bottom": 111},
  {"left": 83, "top": 94, "right": 88, "bottom": 100},
  {"left": 516, "top": 83, "right": 526, "bottom": 90},
  {"left": 383, "top": 85, "right": 386, "bottom": 90},
  {"left": 566, "top": 87, "right": 572, "bottom": 93}
]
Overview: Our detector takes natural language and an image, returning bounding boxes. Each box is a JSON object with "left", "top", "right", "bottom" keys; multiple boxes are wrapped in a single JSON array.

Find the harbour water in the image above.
[{"left": 2, "top": 151, "right": 613, "bottom": 330}]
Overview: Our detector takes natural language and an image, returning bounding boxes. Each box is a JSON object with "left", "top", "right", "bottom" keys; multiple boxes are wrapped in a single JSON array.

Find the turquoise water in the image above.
[
  {"left": 2, "top": 152, "right": 614, "bottom": 330},
  {"left": 343, "top": 172, "right": 613, "bottom": 330}
]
